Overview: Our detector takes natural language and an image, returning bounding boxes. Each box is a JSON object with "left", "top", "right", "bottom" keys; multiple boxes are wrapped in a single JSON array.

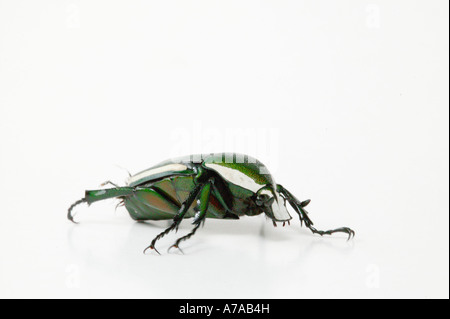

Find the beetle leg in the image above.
[
  {"left": 67, "top": 198, "right": 88, "bottom": 223},
  {"left": 168, "top": 181, "right": 211, "bottom": 254},
  {"left": 68, "top": 187, "right": 135, "bottom": 223},
  {"left": 307, "top": 225, "right": 356, "bottom": 240},
  {"left": 115, "top": 199, "right": 125, "bottom": 211},
  {"left": 167, "top": 222, "right": 202, "bottom": 254},
  {"left": 210, "top": 181, "right": 234, "bottom": 215},
  {"left": 276, "top": 184, "right": 355, "bottom": 240},
  {"left": 144, "top": 182, "right": 205, "bottom": 255}
]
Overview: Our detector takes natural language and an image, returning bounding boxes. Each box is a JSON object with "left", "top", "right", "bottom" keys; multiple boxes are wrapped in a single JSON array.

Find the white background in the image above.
[{"left": 0, "top": 0, "right": 448, "bottom": 299}]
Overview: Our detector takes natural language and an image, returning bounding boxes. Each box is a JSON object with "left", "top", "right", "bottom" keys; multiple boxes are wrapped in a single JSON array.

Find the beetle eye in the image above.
[{"left": 256, "top": 195, "right": 267, "bottom": 206}]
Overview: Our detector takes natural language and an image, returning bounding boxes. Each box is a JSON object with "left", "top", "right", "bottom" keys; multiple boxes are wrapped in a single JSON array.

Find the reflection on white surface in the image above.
[
  {"left": 0, "top": 191, "right": 448, "bottom": 299},
  {"left": 63, "top": 213, "right": 359, "bottom": 298}
]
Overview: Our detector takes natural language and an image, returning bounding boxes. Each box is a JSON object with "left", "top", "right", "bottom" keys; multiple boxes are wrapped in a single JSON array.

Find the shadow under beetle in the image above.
[{"left": 68, "top": 153, "right": 355, "bottom": 254}]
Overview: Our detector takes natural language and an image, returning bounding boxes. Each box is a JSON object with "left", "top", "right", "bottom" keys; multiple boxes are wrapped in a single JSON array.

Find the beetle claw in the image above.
[
  {"left": 168, "top": 244, "right": 184, "bottom": 255},
  {"left": 67, "top": 198, "right": 87, "bottom": 224},
  {"left": 68, "top": 213, "right": 79, "bottom": 224},
  {"left": 346, "top": 228, "right": 356, "bottom": 241},
  {"left": 143, "top": 245, "right": 160, "bottom": 255}
]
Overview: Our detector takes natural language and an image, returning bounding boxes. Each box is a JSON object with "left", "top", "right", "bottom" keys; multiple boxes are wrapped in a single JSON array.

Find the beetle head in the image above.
[{"left": 256, "top": 186, "right": 292, "bottom": 222}]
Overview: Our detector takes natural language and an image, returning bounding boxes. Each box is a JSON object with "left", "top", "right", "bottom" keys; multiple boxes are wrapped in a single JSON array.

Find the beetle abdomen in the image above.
[
  {"left": 124, "top": 175, "right": 232, "bottom": 221},
  {"left": 125, "top": 188, "right": 179, "bottom": 220}
]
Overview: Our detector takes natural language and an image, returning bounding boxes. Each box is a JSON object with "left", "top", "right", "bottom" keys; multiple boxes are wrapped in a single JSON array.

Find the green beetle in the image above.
[{"left": 68, "top": 153, "right": 355, "bottom": 254}]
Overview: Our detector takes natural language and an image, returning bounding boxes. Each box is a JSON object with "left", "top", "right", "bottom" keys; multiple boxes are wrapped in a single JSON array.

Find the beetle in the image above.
[{"left": 68, "top": 153, "right": 355, "bottom": 254}]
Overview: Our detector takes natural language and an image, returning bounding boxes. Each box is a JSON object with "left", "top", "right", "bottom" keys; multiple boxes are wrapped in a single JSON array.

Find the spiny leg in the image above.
[
  {"left": 68, "top": 198, "right": 87, "bottom": 223},
  {"left": 211, "top": 181, "right": 233, "bottom": 215},
  {"left": 276, "top": 185, "right": 310, "bottom": 227},
  {"left": 277, "top": 184, "right": 355, "bottom": 240},
  {"left": 168, "top": 221, "right": 202, "bottom": 254},
  {"left": 67, "top": 187, "right": 134, "bottom": 223},
  {"left": 307, "top": 225, "right": 355, "bottom": 238},
  {"left": 99, "top": 182, "right": 125, "bottom": 212},
  {"left": 296, "top": 204, "right": 355, "bottom": 239},
  {"left": 168, "top": 181, "right": 211, "bottom": 254},
  {"left": 144, "top": 183, "right": 203, "bottom": 255}
]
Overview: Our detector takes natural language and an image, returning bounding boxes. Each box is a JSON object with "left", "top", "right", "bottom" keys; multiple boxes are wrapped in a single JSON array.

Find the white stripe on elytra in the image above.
[
  {"left": 205, "top": 163, "right": 264, "bottom": 193},
  {"left": 127, "top": 163, "right": 188, "bottom": 185}
]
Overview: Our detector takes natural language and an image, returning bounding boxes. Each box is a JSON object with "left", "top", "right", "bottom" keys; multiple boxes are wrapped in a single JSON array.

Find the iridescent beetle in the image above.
[{"left": 68, "top": 153, "right": 355, "bottom": 254}]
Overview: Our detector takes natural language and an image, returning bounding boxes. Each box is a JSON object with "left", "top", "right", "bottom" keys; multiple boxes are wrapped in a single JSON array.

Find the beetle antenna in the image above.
[
  {"left": 114, "top": 164, "right": 132, "bottom": 177},
  {"left": 67, "top": 198, "right": 87, "bottom": 224},
  {"left": 100, "top": 180, "right": 120, "bottom": 188}
]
